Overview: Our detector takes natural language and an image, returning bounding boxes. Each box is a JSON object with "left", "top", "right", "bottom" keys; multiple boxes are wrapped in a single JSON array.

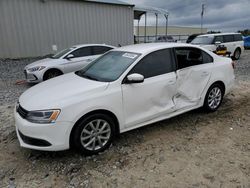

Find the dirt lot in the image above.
[{"left": 0, "top": 51, "right": 250, "bottom": 188}]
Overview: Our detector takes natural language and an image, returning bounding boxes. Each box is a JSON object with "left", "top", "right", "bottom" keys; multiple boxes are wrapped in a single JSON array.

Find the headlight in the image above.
[
  {"left": 26, "top": 109, "right": 60, "bottom": 124},
  {"left": 28, "top": 66, "right": 46, "bottom": 72}
]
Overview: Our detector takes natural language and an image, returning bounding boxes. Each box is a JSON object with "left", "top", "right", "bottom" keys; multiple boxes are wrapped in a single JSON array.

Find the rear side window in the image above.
[
  {"left": 71, "top": 47, "right": 92, "bottom": 57},
  {"left": 234, "top": 34, "right": 243, "bottom": 41},
  {"left": 175, "top": 47, "right": 213, "bottom": 69},
  {"left": 129, "top": 49, "right": 175, "bottom": 79},
  {"left": 202, "top": 51, "right": 213, "bottom": 63},
  {"left": 223, "top": 35, "right": 234, "bottom": 43},
  {"left": 92, "top": 46, "right": 113, "bottom": 55}
]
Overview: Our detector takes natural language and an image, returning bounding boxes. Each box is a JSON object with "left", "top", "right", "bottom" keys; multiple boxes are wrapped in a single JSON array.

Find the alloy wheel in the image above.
[
  {"left": 80, "top": 119, "right": 111, "bottom": 151},
  {"left": 208, "top": 87, "right": 222, "bottom": 110}
]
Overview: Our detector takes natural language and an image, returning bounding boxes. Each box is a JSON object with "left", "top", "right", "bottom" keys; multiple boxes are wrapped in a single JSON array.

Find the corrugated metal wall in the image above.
[{"left": 0, "top": 0, "right": 134, "bottom": 58}]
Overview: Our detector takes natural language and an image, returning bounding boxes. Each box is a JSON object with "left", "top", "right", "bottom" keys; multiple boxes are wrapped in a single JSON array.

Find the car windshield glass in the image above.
[
  {"left": 51, "top": 47, "right": 75, "bottom": 59},
  {"left": 75, "top": 51, "right": 141, "bottom": 82},
  {"left": 191, "top": 36, "right": 214, "bottom": 45}
]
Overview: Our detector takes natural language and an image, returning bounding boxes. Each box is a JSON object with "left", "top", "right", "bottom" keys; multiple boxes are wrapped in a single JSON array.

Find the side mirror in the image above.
[
  {"left": 215, "top": 41, "right": 221, "bottom": 46},
  {"left": 66, "top": 54, "right": 74, "bottom": 60},
  {"left": 125, "top": 73, "right": 144, "bottom": 84}
]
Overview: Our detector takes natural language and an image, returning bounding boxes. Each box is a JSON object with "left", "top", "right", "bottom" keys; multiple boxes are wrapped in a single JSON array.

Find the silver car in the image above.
[{"left": 24, "top": 44, "right": 115, "bottom": 83}]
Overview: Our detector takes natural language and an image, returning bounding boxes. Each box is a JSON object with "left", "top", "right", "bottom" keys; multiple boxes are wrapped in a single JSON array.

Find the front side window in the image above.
[
  {"left": 129, "top": 49, "right": 175, "bottom": 79},
  {"left": 75, "top": 51, "right": 140, "bottom": 82},
  {"left": 191, "top": 36, "right": 214, "bottom": 45},
  {"left": 70, "top": 47, "right": 92, "bottom": 58},
  {"left": 92, "top": 46, "right": 113, "bottom": 55},
  {"left": 175, "top": 47, "right": 213, "bottom": 69}
]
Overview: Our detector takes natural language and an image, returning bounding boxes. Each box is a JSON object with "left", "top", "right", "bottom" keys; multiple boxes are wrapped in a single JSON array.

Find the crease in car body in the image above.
[{"left": 122, "top": 72, "right": 176, "bottom": 128}]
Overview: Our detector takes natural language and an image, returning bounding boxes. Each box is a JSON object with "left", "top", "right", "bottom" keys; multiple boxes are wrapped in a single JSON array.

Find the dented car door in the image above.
[
  {"left": 174, "top": 47, "right": 214, "bottom": 109},
  {"left": 122, "top": 49, "right": 177, "bottom": 128}
]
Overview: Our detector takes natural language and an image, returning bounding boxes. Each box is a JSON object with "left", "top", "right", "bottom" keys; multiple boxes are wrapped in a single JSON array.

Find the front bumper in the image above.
[
  {"left": 24, "top": 69, "right": 43, "bottom": 83},
  {"left": 15, "top": 110, "right": 72, "bottom": 151}
]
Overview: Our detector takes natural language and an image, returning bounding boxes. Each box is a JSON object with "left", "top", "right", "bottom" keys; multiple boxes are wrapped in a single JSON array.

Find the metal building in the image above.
[{"left": 0, "top": 0, "right": 134, "bottom": 58}]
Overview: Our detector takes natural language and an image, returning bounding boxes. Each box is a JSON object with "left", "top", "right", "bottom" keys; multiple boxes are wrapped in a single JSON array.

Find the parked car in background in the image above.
[
  {"left": 15, "top": 43, "right": 235, "bottom": 155},
  {"left": 191, "top": 33, "right": 244, "bottom": 60},
  {"left": 156, "top": 35, "right": 176, "bottom": 42},
  {"left": 186, "top": 33, "right": 200, "bottom": 43},
  {"left": 243, "top": 36, "right": 250, "bottom": 49},
  {"left": 24, "top": 44, "right": 115, "bottom": 83}
]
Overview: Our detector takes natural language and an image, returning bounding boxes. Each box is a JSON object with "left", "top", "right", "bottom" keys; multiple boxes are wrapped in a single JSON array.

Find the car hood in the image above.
[
  {"left": 19, "top": 73, "right": 109, "bottom": 110},
  {"left": 25, "top": 58, "right": 62, "bottom": 69}
]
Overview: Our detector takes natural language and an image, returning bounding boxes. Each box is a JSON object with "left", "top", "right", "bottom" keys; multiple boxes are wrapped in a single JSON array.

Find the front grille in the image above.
[
  {"left": 17, "top": 105, "right": 28, "bottom": 119},
  {"left": 18, "top": 130, "right": 52, "bottom": 147}
]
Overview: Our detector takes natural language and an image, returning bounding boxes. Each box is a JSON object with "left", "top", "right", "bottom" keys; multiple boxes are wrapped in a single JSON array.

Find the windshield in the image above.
[
  {"left": 51, "top": 47, "right": 75, "bottom": 59},
  {"left": 191, "top": 36, "right": 214, "bottom": 45},
  {"left": 75, "top": 51, "right": 141, "bottom": 82}
]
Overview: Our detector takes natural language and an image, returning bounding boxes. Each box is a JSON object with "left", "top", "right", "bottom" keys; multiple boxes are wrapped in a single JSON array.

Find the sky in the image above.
[{"left": 122, "top": 0, "right": 250, "bottom": 32}]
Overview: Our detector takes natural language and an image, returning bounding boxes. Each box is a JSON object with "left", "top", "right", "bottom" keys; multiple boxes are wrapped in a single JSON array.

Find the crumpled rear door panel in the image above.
[{"left": 175, "top": 64, "right": 212, "bottom": 109}]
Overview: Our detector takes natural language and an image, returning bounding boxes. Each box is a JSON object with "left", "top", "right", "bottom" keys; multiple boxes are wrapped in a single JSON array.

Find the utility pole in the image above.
[{"left": 201, "top": 3, "right": 205, "bottom": 34}]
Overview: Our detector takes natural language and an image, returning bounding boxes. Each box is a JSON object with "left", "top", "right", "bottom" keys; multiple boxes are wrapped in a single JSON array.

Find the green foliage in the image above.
[{"left": 238, "top": 29, "right": 250, "bottom": 36}]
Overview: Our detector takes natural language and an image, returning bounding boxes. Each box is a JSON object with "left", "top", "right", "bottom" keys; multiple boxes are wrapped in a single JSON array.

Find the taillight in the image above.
[{"left": 231, "top": 61, "right": 236, "bottom": 69}]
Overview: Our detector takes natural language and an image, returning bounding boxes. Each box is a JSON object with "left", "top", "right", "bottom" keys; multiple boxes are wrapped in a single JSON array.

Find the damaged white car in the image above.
[{"left": 15, "top": 43, "right": 235, "bottom": 155}]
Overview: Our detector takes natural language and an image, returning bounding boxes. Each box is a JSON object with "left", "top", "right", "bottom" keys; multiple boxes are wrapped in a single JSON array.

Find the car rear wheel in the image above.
[
  {"left": 71, "top": 114, "right": 115, "bottom": 155},
  {"left": 233, "top": 48, "right": 241, "bottom": 60},
  {"left": 203, "top": 84, "right": 224, "bottom": 112},
  {"left": 43, "top": 69, "right": 63, "bottom": 81}
]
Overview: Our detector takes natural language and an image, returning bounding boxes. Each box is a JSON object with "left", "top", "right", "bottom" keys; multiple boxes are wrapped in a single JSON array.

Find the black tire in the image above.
[
  {"left": 71, "top": 113, "right": 115, "bottom": 155},
  {"left": 203, "top": 83, "right": 224, "bottom": 112},
  {"left": 233, "top": 48, "right": 241, "bottom": 60},
  {"left": 43, "top": 69, "right": 63, "bottom": 81}
]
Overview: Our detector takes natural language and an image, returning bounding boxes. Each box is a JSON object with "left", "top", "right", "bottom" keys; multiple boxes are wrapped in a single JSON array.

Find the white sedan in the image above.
[
  {"left": 24, "top": 44, "right": 115, "bottom": 83},
  {"left": 15, "top": 43, "right": 235, "bottom": 155}
]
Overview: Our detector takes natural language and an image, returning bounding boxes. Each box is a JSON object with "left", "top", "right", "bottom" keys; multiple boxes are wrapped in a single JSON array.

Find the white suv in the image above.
[{"left": 191, "top": 33, "right": 244, "bottom": 60}]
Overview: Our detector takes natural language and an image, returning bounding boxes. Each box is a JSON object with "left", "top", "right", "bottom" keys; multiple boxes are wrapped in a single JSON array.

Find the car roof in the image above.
[
  {"left": 72, "top": 44, "right": 115, "bottom": 48},
  {"left": 113, "top": 43, "right": 196, "bottom": 54},
  {"left": 197, "top": 33, "right": 241, "bottom": 37}
]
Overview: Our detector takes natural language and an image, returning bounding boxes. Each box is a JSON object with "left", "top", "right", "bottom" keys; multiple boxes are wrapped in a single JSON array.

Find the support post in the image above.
[
  {"left": 165, "top": 14, "right": 169, "bottom": 37},
  {"left": 155, "top": 13, "right": 158, "bottom": 42},
  {"left": 144, "top": 13, "right": 147, "bottom": 43},
  {"left": 201, "top": 4, "right": 205, "bottom": 34},
  {"left": 137, "top": 18, "right": 140, "bottom": 43}
]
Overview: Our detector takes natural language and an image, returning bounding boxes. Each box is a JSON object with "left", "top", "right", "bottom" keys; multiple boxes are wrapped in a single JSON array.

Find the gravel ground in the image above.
[{"left": 0, "top": 51, "right": 250, "bottom": 187}]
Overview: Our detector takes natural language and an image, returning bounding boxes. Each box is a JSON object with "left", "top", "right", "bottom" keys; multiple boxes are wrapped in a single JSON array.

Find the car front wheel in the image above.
[
  {"left": 203, "top": 84, "right": 224, "bottom": 112},
  {"left": 71, "top": 114, "right": 115, "bottom": 155},
  {"left": 43, "top": 69, "right": 63, "bottom": 81}
]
